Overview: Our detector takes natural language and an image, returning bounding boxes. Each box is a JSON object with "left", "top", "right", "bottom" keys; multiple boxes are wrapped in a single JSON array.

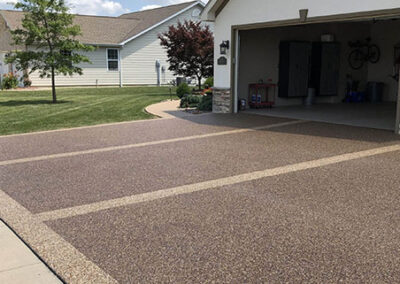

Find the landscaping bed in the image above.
[{"left": 176, "top": 78, "right": 213, "bottom": 112}]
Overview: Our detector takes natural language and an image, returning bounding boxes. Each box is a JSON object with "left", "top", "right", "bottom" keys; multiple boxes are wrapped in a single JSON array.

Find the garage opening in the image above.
[{"left": 235, "top": 17, "right": 400, "bottom": 132}]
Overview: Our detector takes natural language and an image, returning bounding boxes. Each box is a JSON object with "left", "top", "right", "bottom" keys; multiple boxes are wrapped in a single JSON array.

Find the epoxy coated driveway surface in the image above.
[{"left": 1, "top": 113, "right": 400, "bottom": 283}]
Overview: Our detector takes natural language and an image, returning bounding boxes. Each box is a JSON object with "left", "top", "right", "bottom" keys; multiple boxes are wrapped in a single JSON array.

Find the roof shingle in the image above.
[
  {"left": 119, "top": 1, "right": 199, "bottom": 43},
  {"left": 0, "top": 1, "right": 200, "bottom": 46}
]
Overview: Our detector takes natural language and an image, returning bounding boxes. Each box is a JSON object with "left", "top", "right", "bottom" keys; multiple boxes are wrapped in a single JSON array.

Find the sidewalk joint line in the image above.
[{"left": 0, "top": 263, "right": 43, "bottom": 274}]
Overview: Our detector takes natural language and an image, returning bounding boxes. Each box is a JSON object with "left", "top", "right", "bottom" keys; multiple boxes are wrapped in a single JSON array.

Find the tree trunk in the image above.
[
  {"left": 51, "top": 66, "right": 57, "bottom": 103},
  {"left": 197, "top": 76, "right": 202, "bottom": 90}
]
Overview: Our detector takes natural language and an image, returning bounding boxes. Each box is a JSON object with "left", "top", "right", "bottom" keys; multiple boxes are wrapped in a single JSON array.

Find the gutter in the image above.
[{"left": 84, "top": 43, "right": 123, "bottom": 48}]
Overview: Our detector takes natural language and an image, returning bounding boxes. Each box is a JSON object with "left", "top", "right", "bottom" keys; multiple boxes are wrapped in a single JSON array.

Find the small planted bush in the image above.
[
  {"left": 180, "top": 94, "right": 202, "bottom": 108},
  {"left": 1, "top": 72, "right": 19, "bottom": 89},
  {"left": 204, "top": 77, "right": 214, "bottom": 88},
  {"left": 176, "top": 83, "right": 191, "bottom": 99},
  {"left": 198, "top": 94, "right": 213, "bottom": 111}
]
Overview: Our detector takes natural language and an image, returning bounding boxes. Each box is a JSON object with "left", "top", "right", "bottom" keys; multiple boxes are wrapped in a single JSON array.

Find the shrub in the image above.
[
  {"left": 204, "top": 77, "right": 214, "bottom": 88},
  {"left": 180, "top": 94, "right": 201, "bottom": 108},
  {"left": 198, "top": 94, "right": 213, "bottom": 111},
  {"left": 23, "top": 78, "right": 32, "bottom": 87},
  {"left": 1, "top": 72, "right": 19, "bottom": 89},
  {"left": 22, "top": 74, "right": 32, "bottom": 87},
  {"left": 176, "top": 83, "right": 191, "bottom": 99}
]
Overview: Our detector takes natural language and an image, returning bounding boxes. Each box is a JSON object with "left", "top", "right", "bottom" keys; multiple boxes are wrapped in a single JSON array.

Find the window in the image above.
[
  {"left": 107, "top": 49, "right": 119, "bottom": 71},
  {"left": 60, "top": 50, "right": 72, "bottom": 57}
]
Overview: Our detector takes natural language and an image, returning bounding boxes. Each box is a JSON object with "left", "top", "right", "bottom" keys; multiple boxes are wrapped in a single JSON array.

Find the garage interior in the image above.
[{"left": 236, "top": 17, "right": 400, "bottom": 131}]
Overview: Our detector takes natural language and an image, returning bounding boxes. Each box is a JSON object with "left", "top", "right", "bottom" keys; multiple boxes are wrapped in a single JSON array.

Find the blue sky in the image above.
[{"left": 0, "top": 0, "right": 208, "bottom": 16}]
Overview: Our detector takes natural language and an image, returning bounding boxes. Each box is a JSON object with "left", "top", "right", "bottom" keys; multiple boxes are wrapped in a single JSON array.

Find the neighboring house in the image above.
[
  {"left": 202, "top": 0, "right": 400, "bottom": 134},
  {"left": 0, "top": 1, "right": 206, "bottom": 87}
]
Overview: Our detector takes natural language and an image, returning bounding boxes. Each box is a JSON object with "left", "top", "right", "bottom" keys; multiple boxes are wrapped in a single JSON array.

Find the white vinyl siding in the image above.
[
  {"left": 121, "top": 4, "right": 209, "bottom": 85},
  {"left": 29, "top": 47, "right": 120, "bottom": 86},
  {"left": 0, "top": 52, "right": 7, "bottom": 85}
]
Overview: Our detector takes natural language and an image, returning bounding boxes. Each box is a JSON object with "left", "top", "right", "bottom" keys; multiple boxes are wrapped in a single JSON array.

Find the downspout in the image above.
[
  {"left": 233, "top": 29, "right": 240, "bottom": 113},
  {"left": 0, "top": 54, "right": 3, "bottom": 86},
  {"left": 156, "top": 60, "right": 161, "bottom": 86},
  {"left": 119, "top": 47, "right": 123, "bottom": 88}
]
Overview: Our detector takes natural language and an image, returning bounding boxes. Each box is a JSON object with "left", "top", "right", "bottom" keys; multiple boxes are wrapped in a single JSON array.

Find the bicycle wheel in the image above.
[
  {"left": 368, "top": 44, "right": 381, "bottom": 64},
  {"left": 348, "top": 49, "right": 364, "bottom": 70}
]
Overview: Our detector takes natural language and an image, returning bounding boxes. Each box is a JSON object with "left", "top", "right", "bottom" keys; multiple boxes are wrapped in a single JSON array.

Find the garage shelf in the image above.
[{"left": 248, "top": 83, "right": 276, "bottom": 109}]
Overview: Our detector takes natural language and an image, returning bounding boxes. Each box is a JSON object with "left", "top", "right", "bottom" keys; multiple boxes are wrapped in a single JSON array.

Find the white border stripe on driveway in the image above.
[
  {"left": 0, "top": 190, "right": 118, "bottom": 284},
  {"left": 36, "top": 144, "right": 400, "bottom": 222},
  {"left": 0, "top": 120, "right": 306, "bottom": 167},
  {"left": 0, "top": 117, "right": 175, "bottom": 139}
]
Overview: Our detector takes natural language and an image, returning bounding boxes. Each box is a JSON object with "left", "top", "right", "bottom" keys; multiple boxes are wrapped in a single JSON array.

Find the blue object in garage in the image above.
[{"left": 344, "top": 91, "right": 366, "bottom": 103}]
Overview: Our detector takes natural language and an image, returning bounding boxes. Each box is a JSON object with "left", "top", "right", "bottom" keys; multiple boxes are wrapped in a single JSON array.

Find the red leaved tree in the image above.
[{"left": 159, "top": 20, "right": 213, "bottom": 90}]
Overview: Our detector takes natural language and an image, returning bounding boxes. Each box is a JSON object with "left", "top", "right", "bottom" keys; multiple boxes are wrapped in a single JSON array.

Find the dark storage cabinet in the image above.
[
  {"left": 279, "top": 41, "right": 312, "bottom": 98},
  {"left": 311, "top": 42, "right": 341, "bottom": 96}
]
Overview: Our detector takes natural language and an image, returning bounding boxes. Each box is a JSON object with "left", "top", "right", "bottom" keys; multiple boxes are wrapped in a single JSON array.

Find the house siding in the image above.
[
  {"left": 0, "top": 15, "right": 11, "bottom": 81},
  {"left": 0, "top": 13, "right": 24, "bottom": 85},
  {"left": 29, "top": 47, "right": 121, "bottom": 86},
  {"left": 0, "top": 52, "right": 7, "bottom": 85},
  {"left": 121, "top": 4, "right": 208, "bottom": 86}
]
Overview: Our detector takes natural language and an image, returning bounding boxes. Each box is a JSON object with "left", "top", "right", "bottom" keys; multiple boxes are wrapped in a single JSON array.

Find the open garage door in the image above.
[{"left": 233, "top": 14, "right": 400, "bottom": 134}]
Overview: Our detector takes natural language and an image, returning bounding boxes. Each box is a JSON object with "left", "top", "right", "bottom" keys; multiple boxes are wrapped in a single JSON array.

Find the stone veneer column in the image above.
[{"left": 212, "top": 88, "right": 232, "bottom": 113}]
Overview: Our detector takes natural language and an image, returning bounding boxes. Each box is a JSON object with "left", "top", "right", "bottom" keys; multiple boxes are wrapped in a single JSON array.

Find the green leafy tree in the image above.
[{"left": 6, "top": 0, "right": 94, "bottom": 103}]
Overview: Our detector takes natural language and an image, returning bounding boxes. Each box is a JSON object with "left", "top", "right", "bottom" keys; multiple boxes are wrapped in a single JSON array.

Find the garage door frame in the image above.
[{"left": 230, "top": 8, "right": 400, "bottom": 134}]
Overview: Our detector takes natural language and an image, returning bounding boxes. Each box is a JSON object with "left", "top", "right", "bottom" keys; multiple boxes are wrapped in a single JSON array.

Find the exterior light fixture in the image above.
[
  {"left": 299, "top": 9, "right": 308, "bottom": 22},
  {"left": 220, "top": 40, "right": 230, "bottom": 55}
]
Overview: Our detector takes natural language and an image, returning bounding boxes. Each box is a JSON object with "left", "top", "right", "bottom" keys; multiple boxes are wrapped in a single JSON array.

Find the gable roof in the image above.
[
  {"left": 120, "top": 1, "right": 198, "bottom": 21},
  {"left": 0, "top": 1, "right": 204, "bottom": 46},
  {"left": 118, "top": 1, "right": 204, "bottom": 45},
  {"left": 202, "top": 0, "right": 229, "bottom": 21}
]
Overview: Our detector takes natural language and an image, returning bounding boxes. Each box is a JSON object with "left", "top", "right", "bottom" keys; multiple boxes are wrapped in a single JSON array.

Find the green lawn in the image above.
[{"left": 0, "top": 86, "right": 176, "bottom": 135}]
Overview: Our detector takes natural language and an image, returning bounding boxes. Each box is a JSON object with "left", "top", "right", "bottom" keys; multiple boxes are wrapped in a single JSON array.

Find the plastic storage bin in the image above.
[{"left": 366, "top": 82, "right": 384, "bottom": 103}]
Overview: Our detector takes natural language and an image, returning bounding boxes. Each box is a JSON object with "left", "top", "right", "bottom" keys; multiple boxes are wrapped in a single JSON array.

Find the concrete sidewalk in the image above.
[
  {"left": 145, "top": 99, "right": 210, "bottom": 118},
  {"left": 0, "top": 221, "right": 61, "bottom": 284}
]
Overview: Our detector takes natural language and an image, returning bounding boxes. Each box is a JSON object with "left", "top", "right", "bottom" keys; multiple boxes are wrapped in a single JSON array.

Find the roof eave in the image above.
[
  {"left": 119, "top": 1, "right": 204, "bottom": 46},
  {"left": 0, "top": 11, "right": 12, "bottom": 29},
  {"left": 85, "top": 43, "right": 123, "bottom": 47},
  {"left": 201, "top": 0, "right": 229, "bottom": 22}
]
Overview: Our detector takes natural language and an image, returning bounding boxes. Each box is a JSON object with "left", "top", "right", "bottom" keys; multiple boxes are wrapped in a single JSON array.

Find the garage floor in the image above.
[{"left": 246, "top": 102, "right": 397, "bottom": 131}]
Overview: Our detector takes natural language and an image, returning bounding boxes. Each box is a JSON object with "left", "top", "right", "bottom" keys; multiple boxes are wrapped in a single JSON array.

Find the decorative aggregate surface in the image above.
[
  {"left": 47, "top": 151, "right": 400, "bottom": 283},
  {"left": 1, "top": 113, "right": 400, "bottom": 283}
]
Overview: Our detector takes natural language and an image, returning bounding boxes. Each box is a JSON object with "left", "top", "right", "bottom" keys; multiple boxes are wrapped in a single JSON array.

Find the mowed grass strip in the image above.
[{"left": 0, "top": 86, "right": 176, "bottom": 135}]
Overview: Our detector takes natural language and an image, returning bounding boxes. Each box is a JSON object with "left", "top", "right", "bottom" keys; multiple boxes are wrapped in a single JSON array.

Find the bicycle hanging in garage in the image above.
[{"left": 348, "top": 37, "right": 380, "bottom": 70}]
